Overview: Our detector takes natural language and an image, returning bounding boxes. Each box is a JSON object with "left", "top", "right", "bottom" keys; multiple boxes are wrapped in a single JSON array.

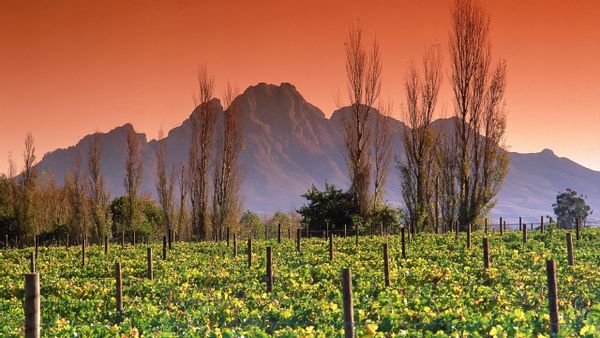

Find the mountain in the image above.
[{"left": 34, "top": 83, "right": 600, "bottom": 222}]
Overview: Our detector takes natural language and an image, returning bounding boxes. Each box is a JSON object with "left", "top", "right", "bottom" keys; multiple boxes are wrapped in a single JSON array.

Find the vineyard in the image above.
[{"left": 1, "top": 228, "right": 600, "bottom": 337}]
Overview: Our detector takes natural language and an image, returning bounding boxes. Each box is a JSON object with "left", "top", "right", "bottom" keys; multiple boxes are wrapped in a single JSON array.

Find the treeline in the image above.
[
  {"left": 300, "top": 0, "right": 509, "bottom": 235},
  {"left": 1, "top": 75, "right": 247, "bottom": 243}
]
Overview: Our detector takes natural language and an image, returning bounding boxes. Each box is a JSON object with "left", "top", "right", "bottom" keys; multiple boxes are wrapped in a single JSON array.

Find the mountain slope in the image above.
[{"left": 33, "top": 83, "right": 600, "bottom": 221}]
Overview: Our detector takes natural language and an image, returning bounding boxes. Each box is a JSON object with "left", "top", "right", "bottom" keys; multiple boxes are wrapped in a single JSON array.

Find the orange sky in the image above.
[{"left": 1, "top": 0, "right": 599, "bottom": 173}]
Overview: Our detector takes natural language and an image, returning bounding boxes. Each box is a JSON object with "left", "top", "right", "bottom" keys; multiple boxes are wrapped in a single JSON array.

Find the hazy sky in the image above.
[{"left": 1, "top": 0, "right": 599, "bottom": 174}]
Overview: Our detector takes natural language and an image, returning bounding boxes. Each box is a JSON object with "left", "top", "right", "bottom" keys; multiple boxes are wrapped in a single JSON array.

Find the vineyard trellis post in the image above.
[
  {"left": 24, "top": 272, "right": 40, "bottom": 338},
  {"left": 499, "top": 217, "right": 503, "bottom": 235},
  {"left": 266, "top": 246, "right": 273, "bottom": 293},
  {"left": 115, "top": 262, "right": 123, "bottom": 315},
  {"left": 401, "top": 226, "right": 406, "bottom": 259},
  {"left": 247, "top": 238, "right": 252, "bottom": 268},
  {"left": 383, "top": 243, "right": 390, "bottom": 287},
  {"left": 566, "top": 232, "right": 574, "bottom": 266},
  {"left": 162, "top": 236, "right": 167, "bottom": 260},
  {"left": 541, "top": 216, "right": 544, "bottom": 233},
  {"left": 30, "top": 252, "right": 35, "bottom": 273},
  {"left": 466, "top": 224, "right": 472, "bottom": 249},
  {"left": 278, "top": 223, "right": 281, "bottom": 244},
  {"left": 147, "top": 247, "right": 153, "bottom": 280},
  {"left": 546, "top": 259, "right": 559, "bottom": 334},
  {"left": 233, "top": 234, "right": 237, "bottom": 256},
  {"left": 34, "top": 236, "right": 38, "bottom": 259},
  {"left": 329, "top": 233, "right": 334, "bottom": 261},
  {"left": 576, "top": 218, "right": 580, "bottom": 240},
  {"left": 341, "top": 268, "right": 354, "bottom": 338},
  {"left": 522, "top": 224, "right": 527, "bottom": 244},
  {"left": 483, "top": 237, "right": 490, "bottom": 269},
  {"left": 104, "top": 236, "right": 108, "bottom": 255}
]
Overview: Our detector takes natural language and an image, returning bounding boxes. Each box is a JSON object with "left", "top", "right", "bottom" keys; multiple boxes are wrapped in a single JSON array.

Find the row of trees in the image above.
[
  {"left": 1, "top": 68, "right": 245, "bottom": 242},
  {"left": 400, "top": 0, "right": 509, "bottom": 234},
  {"left": 332, "top": 0, "right": 509, "bottom": 234}
]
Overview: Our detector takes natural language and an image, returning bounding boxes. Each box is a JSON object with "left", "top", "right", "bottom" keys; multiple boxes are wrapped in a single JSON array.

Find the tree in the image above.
[
  {"left": 239, "top": 210, "right": 262, "bottom": 239},
  {"left": 88, "top": 134, "right": 111, "bottom": 240},
  {"left": 373, "top": 101, "right": 393, "bottom": 214},
  {"left": 553, "top": 189, "right": 592, "bottom": 229},
  {"left": 14, "top": 133, "right": 37, "bottom": 239},
  {"left": 266, "top": 211, "right": 292, "bottom": 237},
  {"left": 298, "top": 183, "right": 360, "bottom": 235},
  {"left": 155, "top": 128, "right": 175, "bottom": 237},
  {"left": 212, "top": 83, "right": 244, "bottom": 240},
  {"left": 341, "top": 23, "right": 382, "bottom": 220},
  {"left": 400, "top": 46, "right": 442, "bottom": 234},
  {"left": 189, "top": 65, "right": 216, "bottom": 240},
  {"left": 65, "top": 152, "right": 88, "bottom": 240},
  {"left": 175, "top": 165, "right": 190, "bottom": 240},
  {"left": 449, "top": 0, "right": 509, "bottom": 229},
  {"left": 124, "top": 127, "right": 143, "bottom": 237}
]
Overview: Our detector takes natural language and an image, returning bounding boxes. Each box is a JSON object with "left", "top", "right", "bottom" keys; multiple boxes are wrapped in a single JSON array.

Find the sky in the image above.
[{"left": 0, "top": 0, "right": 599, "bottom": 174}]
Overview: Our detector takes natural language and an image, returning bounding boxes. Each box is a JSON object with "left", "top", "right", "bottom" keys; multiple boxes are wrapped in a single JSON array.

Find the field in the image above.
[{"left": 1, "top": 228, "right": 600, "bottom": 337}]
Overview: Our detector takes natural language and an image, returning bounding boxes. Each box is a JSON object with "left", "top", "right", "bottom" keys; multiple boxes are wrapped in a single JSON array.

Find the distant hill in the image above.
[{"left": 34, "top": 83, "right": 600, "bottom": 223}]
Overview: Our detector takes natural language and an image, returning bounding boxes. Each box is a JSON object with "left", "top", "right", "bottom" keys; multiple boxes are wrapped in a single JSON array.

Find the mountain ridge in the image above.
[{"left": 33, "top": 82, "right": 600, "bottom": 222}]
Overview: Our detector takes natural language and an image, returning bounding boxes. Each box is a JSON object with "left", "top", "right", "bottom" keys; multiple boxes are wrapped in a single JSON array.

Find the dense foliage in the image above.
[
  {"left": 298, "top": 183, "right": 360, "bottom": 235},
  {"left": 553, "top": 189, "right": 593, "bottom": 229},
  {"left": 1, "top": 228, "right": 599, "bottom": 336}
]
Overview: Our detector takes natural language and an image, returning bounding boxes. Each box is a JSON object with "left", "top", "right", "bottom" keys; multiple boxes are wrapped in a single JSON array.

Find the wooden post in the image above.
[
  {"left": 162, "top": 236, "right": 167, "bottom": 260},
  {"left": 24, "top": 273, "right": 40, "bottom": 338},
  {"left": 344, "top": 224, "right": 347, "bottom": 238},
  {"left": 519, "top": 217, "right": 522, "bottom": 231},
  {"left": 503, "top": 221, "right": 506, "bottom": 233},
  {"left": 30, "top": 251, "right": 35, "bottom": 273},
  {"left": 233, "top": 234, "right": 237, "bottom": 256},
  {"left": 546, "top": 259, "right": 559, "bottom": 334},
  {"left": 523, "top": 223, "right": 527, "bottom": 244},
  {"left": 341, "top": 268, "right": 354, "bottom": 338},
  {"left": 147, "top": 247, "right": 153, "bottom": 280},
  {"left": 133, "top": 230, "right": 136, "bottom": 246},
  {"left": 5, "top": 234, "right": 8, "bottom": 249},
  {"left": 355, "top": 225, "right": 359, "bottom": 246},
  {"left": 484, "top": 218, "right": 488, "bottom": 234},
  {"left": 383, "top": 243, "right": 390, "bottom": 287},
  {"left": 81, "top": 239, "right": 86, "bottom": 266},
  {"left": 168, "top": 228, "right": 173, "bottom": 250},
  {"left": 104, "top": 236, "right": 108, "bottom": 255},
  {"left": 296, "top": 229, "right": 301, "bottom": 252},
  {"left": 277, "top": 223, "right": 281, "bottom": 244},
  {"left": 34, "top": 236, "right": 38, "bottom": 259},
  {"left": 499, "top": 217, "right": 503, "bottom": 235},
  {"left": 115, "top": 262, "right": 123, "bottom": 315},
  {"left": 247, "top": 238, "right": 252, "bottom": 268},
  {"left": 266, "top": 246, "right": 273, "bottom": 293},
  {"left": 401, "top": 227, "right": 406, "bottom": 259},
  {"left": 541, "top": 216, "right": 544, "bottom": 234},
  {"left": 483, "top": 237, "right": 490, "bottom": 269},
  {"left": 576, "top": 218, "right": 580, "bottom": 241},
  {"left": 329, "top": 233, "right": 334, "bottom": 261},
  {"left": 227, "top": 227, "right": 230, "bottom": 247},
  {"left": 326, "top": 222, "right": 330, "bottom": 239},
  {"left": 380, "top": 222, "right": 384, "bottom": 237},
  {"left": 466, "top": 224, "right": 472, "bottom": 249},
  {"left": 566, "top": 232, "right": 574, "bottom": 266},
  {"left": 288, "top": 228, "right": 291, "bottom": 240}
]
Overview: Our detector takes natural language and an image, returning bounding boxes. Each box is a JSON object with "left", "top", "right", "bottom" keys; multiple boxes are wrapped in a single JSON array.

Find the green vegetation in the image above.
[
  {"left": 1, "top": 228, "right": 600, "bottom": 336},
  {"left": 553, "top": 189, "right": 593, "bottom": 229}
]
